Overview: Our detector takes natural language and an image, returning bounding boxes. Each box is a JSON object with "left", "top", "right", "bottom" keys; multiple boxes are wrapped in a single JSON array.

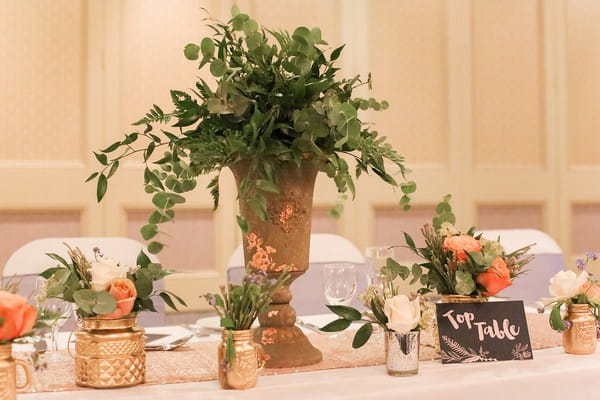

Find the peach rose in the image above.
[
  {"left": 476, "top": 257, "right": 512, "bottom": 296},
  {"left": 100, "top": 278, "right": 137, "bottom": 319},
  {"left": 443, "top": 235, "right": 482, "bottom": 262},
  {"left": 0, "top": 291, "right": 37, "bottom": 341}
]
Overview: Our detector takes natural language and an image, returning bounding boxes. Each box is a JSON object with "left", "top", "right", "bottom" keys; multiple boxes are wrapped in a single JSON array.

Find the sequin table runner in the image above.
[{"left": 20, "top": 313, "right": 561, "bottom": 393}]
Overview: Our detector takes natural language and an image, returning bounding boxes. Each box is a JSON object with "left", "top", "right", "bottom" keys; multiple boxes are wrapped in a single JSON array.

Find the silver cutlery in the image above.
[
  {"left": 145, "top": 334, "right": 194, "bottom": 351},
  {"left": 296, "top": 319, "right": 328, "bottom": 334}
]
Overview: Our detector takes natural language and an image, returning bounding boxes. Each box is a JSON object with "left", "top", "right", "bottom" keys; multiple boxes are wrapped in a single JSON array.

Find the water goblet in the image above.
[
  {"left": 365, "top": 246, "right": 395, "bottom": 287},
  {"left": 322, "top": 263, "right": 357, "bottom": 306}
]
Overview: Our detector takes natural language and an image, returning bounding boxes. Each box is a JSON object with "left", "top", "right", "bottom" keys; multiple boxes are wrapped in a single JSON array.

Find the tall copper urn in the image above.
[{"left": 230, "top": 160, "right": 323, "bottom": 368}]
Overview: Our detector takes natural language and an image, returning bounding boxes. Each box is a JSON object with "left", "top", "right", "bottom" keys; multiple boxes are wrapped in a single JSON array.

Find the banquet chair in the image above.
[
  {"left": 227, "top": 233, "right": 366, "bottom": 315},
  {"left": 2, "top": 237, "right": 165, "bottom": 327},
  {"left": 477, "top": 229, "right": 565, "bottom": 301}
]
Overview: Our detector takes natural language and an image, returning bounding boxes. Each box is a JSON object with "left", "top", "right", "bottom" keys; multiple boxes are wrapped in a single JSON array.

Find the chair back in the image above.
[
  {"left": 227, "top": 233, "right": 367, "bottom": 314},
  {"left": 2, "top": 237, "right": 165, "bottom": 327},
  {"left": 477, "top": 229, "right": 564, "bottom": 300}
]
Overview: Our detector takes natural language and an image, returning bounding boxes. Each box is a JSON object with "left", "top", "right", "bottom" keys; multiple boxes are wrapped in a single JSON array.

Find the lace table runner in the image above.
[{"left": 20, "top": 313, "right": 561, "bottom": 393}]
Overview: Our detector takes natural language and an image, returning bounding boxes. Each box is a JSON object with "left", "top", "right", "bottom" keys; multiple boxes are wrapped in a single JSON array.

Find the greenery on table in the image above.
[
  {"left": 40, "top": 246, "right": 186, "bottom": 318},
  {"left": 203, "top": 270, "right": 290, "bottom": 362},
  {"left": 88, "top": 6, "right": 415, "bottom": 253}
]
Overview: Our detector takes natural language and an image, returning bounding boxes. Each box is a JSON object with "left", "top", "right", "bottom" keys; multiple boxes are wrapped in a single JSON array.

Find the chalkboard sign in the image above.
[{"left": 436, "top": 300, "right": 533, "bottom": 364}]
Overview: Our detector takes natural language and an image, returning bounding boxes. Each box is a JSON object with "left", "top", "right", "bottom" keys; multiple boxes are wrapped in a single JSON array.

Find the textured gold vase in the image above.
[
  {"left": 75, "top": 316, "right": 145, "bottom": 388},
  {"left": 0, "top": 344, "right": 31, "bottom": 400},
  {"left": 218, "top": 330, "right": 266, "bottom": 390},
  {"left": 231, "top": 160, "right": 323, "bottom": 368},
  {"left": 562, "top": 304, "right": 597, "bottom": 355}
]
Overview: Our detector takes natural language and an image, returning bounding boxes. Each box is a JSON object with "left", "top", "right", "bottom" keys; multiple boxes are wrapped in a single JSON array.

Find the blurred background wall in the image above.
[{"left": 1, "top": 0, "right": 599, "bottom": 310}]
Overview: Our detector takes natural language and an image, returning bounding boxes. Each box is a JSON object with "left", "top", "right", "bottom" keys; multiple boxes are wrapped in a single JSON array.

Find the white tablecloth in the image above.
[
  {"left": 21, "top": 346, "right": 600, "bottom": 400},
  {"left": 19, "top": 314, "right": 598, "bottom": 400}
]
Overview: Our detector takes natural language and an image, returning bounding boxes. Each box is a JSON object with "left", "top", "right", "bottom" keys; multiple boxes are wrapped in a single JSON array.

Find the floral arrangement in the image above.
[
  {"left": 544, "top": 252, "right": 600, "bottom": 331},
  {"left": 391, "top": 195, "right": 533, "bottom": 298},
  {"left": 88, "top": 6, "right": 415, "bottom": 253},
  {"left": 203, "top": 270, "right": 290, "bottom": 362},
  {"left": 38, "top": 245, "right": 186, "bottom": 319},
  {"left": 0, "top": 290, "right": 38, "bottom": 343},
  {"left": 320, "top": 274, "right": 435, "bottom": 348}
]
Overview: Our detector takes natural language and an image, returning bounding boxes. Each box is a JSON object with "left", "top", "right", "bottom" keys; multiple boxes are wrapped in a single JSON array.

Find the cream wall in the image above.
[{"left": 2, "top": 0, "right": 600, "bottom": 310}]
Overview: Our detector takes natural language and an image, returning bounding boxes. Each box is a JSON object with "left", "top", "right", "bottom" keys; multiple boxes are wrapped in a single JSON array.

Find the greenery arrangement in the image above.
[
  {"left": 203, "top": 269, "right": 290, "bottom": 362},
  {"left": 39, "top": 245, "right": 186, "bottom": 318},
  {"left": 544, "top": 253, "right": 600, "bottom": 331},
  {"left": 389, "top": 196, "right": 533, "bottom": 297},
  {"left": 88, "top": 6, "right": 414, "bottom": 253}
]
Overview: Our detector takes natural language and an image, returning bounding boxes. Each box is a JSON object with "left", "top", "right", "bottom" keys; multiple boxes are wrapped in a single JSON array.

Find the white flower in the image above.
[
  {"left": 480, "top": 238, "right": 505, "bottom": 257},
  {"left": 548, "top": 270, "right": 589, "bottom": 301},
  {"left": 438, "top": 222, "right": 459, "bottom": 237},
  {"left": 384, "top": 294, "right": 421, "bottom": 333},
  {"left": 89, "top": 257, "right": 129, "bottom": 291}
]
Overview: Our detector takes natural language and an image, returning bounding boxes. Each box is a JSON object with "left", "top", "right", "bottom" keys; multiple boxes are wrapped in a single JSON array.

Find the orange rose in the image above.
[
  {"left": 0, "top": 291, "right": 37, "bottom": 341},
  {"left": 100, "top": 278, "right": 137, "bottom": 319},
  {"left": 476, "top": 257, "right": 512, "bottom": 296},
  {"left": 443, "top": 235, "right": 482, "bottom": 261}
]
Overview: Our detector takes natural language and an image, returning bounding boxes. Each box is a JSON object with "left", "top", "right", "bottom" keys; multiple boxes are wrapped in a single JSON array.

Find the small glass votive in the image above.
[{"left": 385, "top": 330, "right": 420, "bottom": 376}]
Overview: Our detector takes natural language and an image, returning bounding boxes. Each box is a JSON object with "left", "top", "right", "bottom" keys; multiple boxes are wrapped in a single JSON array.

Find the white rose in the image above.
[
  {"left": 384, "top": 294, "right": 421, "bottom": 334},
  {"left": 548, "top": 270, "right": 588, "bottom": 300},
  {"left": 89, "top": 258, "right": 129, "bottom": 291}
]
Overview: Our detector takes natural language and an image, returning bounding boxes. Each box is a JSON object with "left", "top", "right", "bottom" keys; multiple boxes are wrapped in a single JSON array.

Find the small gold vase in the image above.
[
  {"left": 75, "top": 315, "right": 145, "bottom": 388},
  {"left": 218, "top": 330, "right": 266, "bottom": 390},
  {"left": 0, "top": 343, "right": 31, "bottom": 400},
  {"left": 562, "top": 304, "right": 597, "bottom": 355}
]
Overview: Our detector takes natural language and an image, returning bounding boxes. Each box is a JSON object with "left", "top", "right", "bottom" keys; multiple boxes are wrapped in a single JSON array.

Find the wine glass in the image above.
[
  {"left": 35, "top": 278, "right": 73, "bottom": 356},
  {"left": 365, "top": 246, "right": 395, "bottom": 287},
  {"left": 322, "top": 263, "right": 357, "bottom": 306},
  {"left": 41, "top": 299, "right": 73, "bottom": 353}
]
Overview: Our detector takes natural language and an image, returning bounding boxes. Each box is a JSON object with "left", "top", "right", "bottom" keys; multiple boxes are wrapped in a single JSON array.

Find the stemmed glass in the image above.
[
  {"left": 35, "top": 278, "right": 73, "bottom": 356},
  {"left": 322, "top": 263, "right": 357, "bottom": 306},
  {"left": 365, "top": 246, "right": 395, "bottom": 287}
]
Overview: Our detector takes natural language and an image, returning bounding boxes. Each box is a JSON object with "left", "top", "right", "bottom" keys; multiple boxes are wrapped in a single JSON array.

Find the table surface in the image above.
[{"left": 19, "top": 314, "right": 599, "bottom": 400}]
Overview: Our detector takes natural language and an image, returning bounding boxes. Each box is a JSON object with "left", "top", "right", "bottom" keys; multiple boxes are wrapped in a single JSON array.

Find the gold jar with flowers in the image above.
[
  {"left": 39, "top": 245, "right": 185, "bottom": 389},
  {"left": 0, "top": 344, "right": 32, "bottom": 400},
  {"left": 75, "top": 315, "right": 145, "bottom": 388},
  {"left": 0, "top": 291, "right": 37, "bottom": 400},
  {"left": 218, "top": 330, "right": 266, "bottom": 390},
  {"left": 562, "top": 304, "right": 597, "bottom": 355}
]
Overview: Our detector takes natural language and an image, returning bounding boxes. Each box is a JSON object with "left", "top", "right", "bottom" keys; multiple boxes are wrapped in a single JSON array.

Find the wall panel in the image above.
[
  {"left": 368, "top": 0, "right": 448, "bottom": 165},
  {"left": 0, "top": 0, "right": 84, "bottom": 161},
  {"left": 472, "top": 0, "right": 545, "bottom": 168}
]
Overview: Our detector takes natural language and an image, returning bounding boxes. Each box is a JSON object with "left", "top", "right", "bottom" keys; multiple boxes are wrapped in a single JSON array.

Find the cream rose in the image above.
[
  {"left": 548, "top": 270, "right": 589, "bottom": 300},
  {"left": 383, "top": 295, "right": 420, "bottom": 333},
  {"left": 89, "top": 258, "right": 129, "bottom": 291}
]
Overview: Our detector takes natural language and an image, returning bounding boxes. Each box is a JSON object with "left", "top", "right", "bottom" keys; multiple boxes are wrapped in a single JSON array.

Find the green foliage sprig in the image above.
[
  {"left": 39, "top": 245, "right": 186, "bottom": 318},
  {"left": 203, "top": 269, "right": 290, "bottom": 363},
  {"left": 88, "top": 6, "right": 415, "bottom": 253}
]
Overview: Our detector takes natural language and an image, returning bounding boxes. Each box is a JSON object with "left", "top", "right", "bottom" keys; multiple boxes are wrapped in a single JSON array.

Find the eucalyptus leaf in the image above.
[{"left": 352, "top": 323, "right": 373, "bottom": 348}]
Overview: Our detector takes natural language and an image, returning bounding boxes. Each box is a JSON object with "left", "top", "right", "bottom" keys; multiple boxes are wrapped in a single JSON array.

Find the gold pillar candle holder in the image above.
[
  {"left": 563, "top": 304, "right": 597, "bottom": 355},
  {"left": 218, "top": 330, "right": 267, "bottom": 390},
  {"left": 0, "top": 343, "right": 31, "bottom": 400},
  {"left": 74, "top": 315, "right": 145, "bottom": 388}
]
